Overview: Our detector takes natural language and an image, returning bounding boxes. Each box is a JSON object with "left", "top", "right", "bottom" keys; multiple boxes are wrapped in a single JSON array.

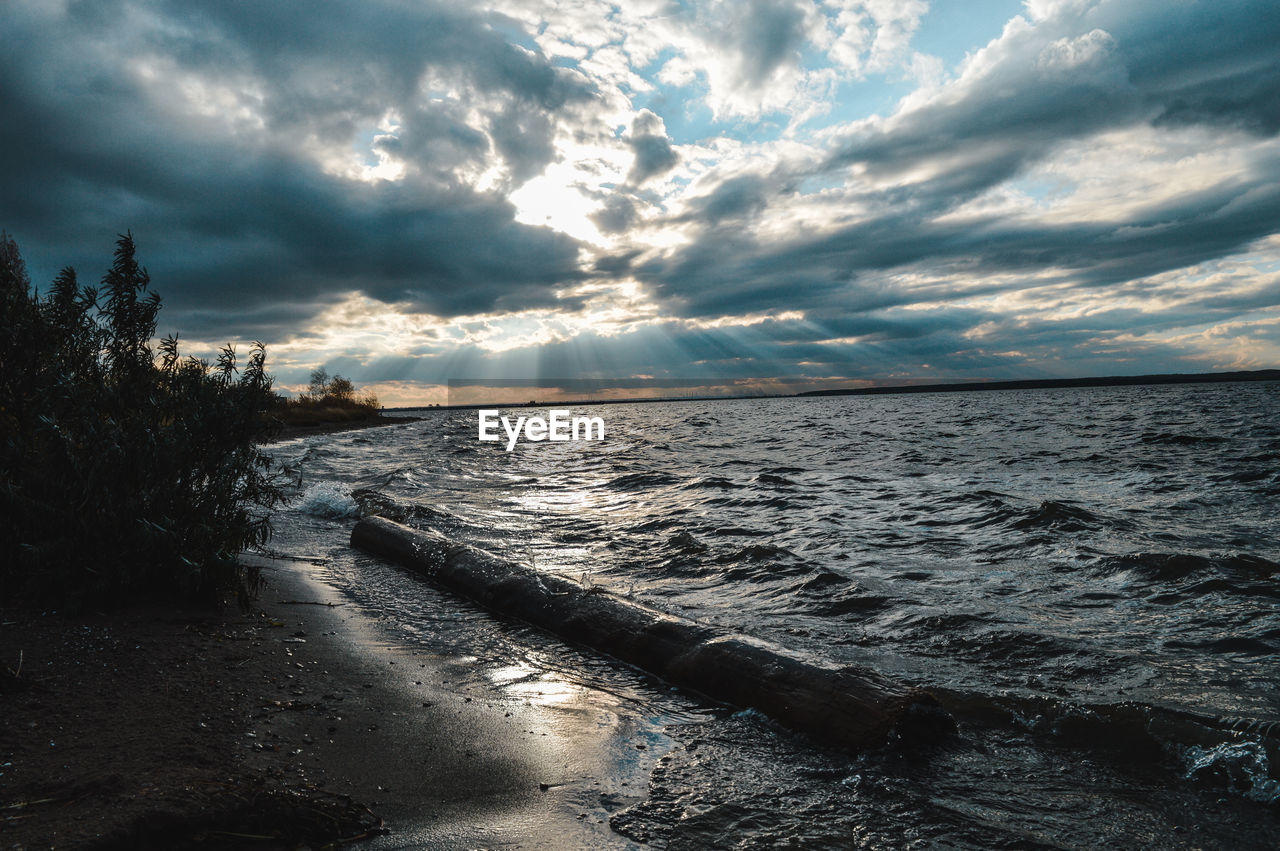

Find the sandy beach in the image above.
[{"left": 1, "top": 555, "right": 669, "bottom": 849}]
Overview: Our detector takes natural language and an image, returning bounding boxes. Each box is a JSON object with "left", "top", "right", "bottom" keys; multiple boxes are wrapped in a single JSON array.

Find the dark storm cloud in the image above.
[
  {"left": 677, "top": 174, "right": 772, "bottom": 225},
  {"left": 591, "top": 195, "right": 639, "bottom": 235},
  {"left": 626, "top": 110, "right": 680, "bottom": 186},
  {"left": 1151, "top": 66, "right": 1280, "bottom": 136},
  {"left": 727, "top": 0, "right": 810, "bottom": 87},
  {"left": 640, "top": 165, "right": 1280, "bottom": 319},
  {"left": 1123, "top": 0, "right": 1280, "bottom": 136},
  {"left": 636, "top": 0, "right": 1280, "bottom": 327},
  {"left": 488, "top": 103, "right": 560, "bottom": 184},
  {"left": 823, "top": 1, "right": 1280, "bottom": 181},
  {"left": 0, "top": 0, "right": 594, "bottom": 340}
]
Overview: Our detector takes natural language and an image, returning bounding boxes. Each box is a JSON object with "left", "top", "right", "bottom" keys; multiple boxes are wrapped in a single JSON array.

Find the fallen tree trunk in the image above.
[{"left": 351, "top": 516, "right": 950, "bottom": 750}]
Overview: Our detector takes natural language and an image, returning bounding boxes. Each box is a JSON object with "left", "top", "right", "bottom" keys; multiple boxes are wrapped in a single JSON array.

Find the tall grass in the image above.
[{"left": 0, "top": 231, "right": 286, "bottom": 607}]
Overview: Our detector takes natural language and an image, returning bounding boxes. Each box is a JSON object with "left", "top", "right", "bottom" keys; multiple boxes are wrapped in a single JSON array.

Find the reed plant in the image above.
[{"left": 0, "top": 231, "right": 286, "bottom": 607}]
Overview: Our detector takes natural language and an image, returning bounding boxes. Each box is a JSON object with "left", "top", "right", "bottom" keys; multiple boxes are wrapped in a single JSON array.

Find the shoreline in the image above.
[
  {"left": 265, "top": 414, "right": 422, "bottom": 444},
  {"left": 0, "top": 555, "right": 668, "bottom": 848}
]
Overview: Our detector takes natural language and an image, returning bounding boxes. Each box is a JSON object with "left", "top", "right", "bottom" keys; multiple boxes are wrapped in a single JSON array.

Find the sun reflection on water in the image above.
[{"left": 488, "top": 661, "right": 588, "bottom": 708}]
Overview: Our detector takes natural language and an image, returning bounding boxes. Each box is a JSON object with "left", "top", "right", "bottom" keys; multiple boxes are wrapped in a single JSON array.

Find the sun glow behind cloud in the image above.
[{"left": 510, "top": 166, "right": 609, "bottom": 246}]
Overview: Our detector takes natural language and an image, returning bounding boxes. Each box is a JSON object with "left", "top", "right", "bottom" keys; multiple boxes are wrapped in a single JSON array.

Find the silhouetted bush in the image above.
[
  {"left": 0, "top": 231, "right": 285, "bottom": 607},
  {"left": 275, "top": 367, "right": 380, "bottom": 426}
]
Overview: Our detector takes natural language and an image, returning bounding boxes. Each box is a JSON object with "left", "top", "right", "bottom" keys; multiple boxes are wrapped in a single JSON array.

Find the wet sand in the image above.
[
  {"left": 237, "top": 557, "right": 666, "bottom": 848},
  {"left": 0, "top": 556, "right": 667, "bottom": 848}
]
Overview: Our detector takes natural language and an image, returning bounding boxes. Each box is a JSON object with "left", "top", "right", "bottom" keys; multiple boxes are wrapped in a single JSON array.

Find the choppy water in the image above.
[{"left": 266, "top": 382, "right": 1280, "bottom": 848}]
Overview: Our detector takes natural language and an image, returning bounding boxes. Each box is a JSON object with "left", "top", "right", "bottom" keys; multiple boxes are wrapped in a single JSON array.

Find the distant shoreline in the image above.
[
  {"left": 795, "top": 367, "right": 1280, "bottom": 398},
  {"left": 263, "top": 413, "right": 422, "bottom": 443},
  {"left": 382, "top": 367, "right": 1280, "bottom": 412}
]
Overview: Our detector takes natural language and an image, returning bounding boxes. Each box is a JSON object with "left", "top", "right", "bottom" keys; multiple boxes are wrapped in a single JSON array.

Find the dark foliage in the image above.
[
  {"left": 0, "top": 232, "right": 285, "bottom": 607},
  {"left": 275, "top": 367, "right": 380, "bottom": 427}
]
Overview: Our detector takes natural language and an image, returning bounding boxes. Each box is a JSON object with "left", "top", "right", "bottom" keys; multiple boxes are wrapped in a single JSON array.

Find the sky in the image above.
[{"left": 3, "top": 0, "right": 1279, "bottom": 405}]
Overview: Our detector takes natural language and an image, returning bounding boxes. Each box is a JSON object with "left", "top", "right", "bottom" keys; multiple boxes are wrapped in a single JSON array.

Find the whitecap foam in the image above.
[
  {"left": 297, "top": 481, "right": 361, "bottom": 520},
  {"left": 1181, "top": 740, "right": 1280, "bottom": 803}
]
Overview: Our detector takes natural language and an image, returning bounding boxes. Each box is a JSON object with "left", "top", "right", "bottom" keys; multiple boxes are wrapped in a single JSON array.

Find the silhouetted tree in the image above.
[
  {"left": 308, "top": 366, "right": 330, "bottom": 400},
  {"left": 327, "top": 375, "right": 355, "bottom": 402}
]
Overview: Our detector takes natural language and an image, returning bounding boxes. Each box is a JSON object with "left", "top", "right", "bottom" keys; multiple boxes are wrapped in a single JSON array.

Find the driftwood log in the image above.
[{"left": 351, "top": 516, "right": 950, "bottom": 750}]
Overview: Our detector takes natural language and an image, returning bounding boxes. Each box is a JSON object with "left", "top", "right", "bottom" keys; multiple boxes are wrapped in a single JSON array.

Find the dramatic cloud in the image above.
[
  {"left": 0, "top": 0, "right": 595, "bottom": 335},
  {"left": 2, "top": 0, "right": 1278, "bottom": 403},
  {"left": 626, "top": 109, "right": 680, "bottom": 185},
  {"left": 627, "top": 0, "right": 1280, "bottom": 353}
]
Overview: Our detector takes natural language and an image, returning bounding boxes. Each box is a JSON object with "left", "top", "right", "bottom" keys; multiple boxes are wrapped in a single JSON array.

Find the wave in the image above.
[
  {"left": 667, "top": 530, "right": 707, "bottom": 554},
  {"left": 683, "top": 475, "right": 743, "bottom": 490},
  {"left": 1181, "top": 740, "right": 1280, "bottom": 803},
  {"left": 295, "top": 481, "right": 360, "bottom": 519},
  {"left": 1140, "top": 431, "right": 1228, "bottom": 446},
  {"left": 933, "top": 687, "right": 1280, "bottom": 804},
  {"left": 1164, "top": 635, "right": 1278, "bottom": 655},
  {"left": 807, "top": 590, "right": 893, "bottom": 617},
  {"left": 712, "top": 526, "right": 770, "bottom": 537},
  {"left": 606, "top": 471, "right": 683, "bottom": 491},
  {"left": 904, "top": 493, "right": 1116, "bottom": 535},
  {"left": 1093, "top": 552, "right": 1280, "bottom": 599},
  {"left": 1010, "top": 499, "right": 1105, "bottom": 532},
  {"left": 351, "top": 488, "right": 463, "bottom": 528}
]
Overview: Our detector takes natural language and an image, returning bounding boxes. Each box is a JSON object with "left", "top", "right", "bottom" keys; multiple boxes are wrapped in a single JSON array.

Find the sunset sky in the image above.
[{"left": 4, "top": 0, "right": 1279, "bottom": 404}]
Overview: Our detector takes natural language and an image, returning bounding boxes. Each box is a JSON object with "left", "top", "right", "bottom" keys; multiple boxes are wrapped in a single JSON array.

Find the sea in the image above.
[{"left": 264, "top": 381, "right": 1280, "bottom": 848}]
